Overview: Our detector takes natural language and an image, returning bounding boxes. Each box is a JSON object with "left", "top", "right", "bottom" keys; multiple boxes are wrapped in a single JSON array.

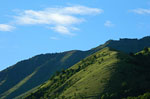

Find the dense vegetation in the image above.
[
  {"left": 0, "top": 36, "right": 150, "bottom": 99},
  {"left": 24, "top": 47, "right": 150, "bottom": 99},
  {"left": 126, "top": 92, "right": 150, "bottom": 99},
  {"left": 24, "top": 48, "right": 106, "bottom": 99},
  {"left": 0, "top": 50, "right": 90, "bottom": 99}
]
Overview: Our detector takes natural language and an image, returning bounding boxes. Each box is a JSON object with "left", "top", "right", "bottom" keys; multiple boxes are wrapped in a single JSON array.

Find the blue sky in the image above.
[{"left": 0, "top": 0, "right": 150, "bottom": 71}]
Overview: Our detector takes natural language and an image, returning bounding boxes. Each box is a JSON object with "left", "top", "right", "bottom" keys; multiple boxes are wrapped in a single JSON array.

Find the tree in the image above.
[
  {"left": 55, "top": 71, "right": 60, "bottom": 76},
  {"left": 129, "top": 52, "right": 134, "bottom": 56},
  {"left": 144, "top": 47, "right": 149, "bottom": 53},
  {"left": 61, "top": 69, "right": 65, "bottom": 74}
]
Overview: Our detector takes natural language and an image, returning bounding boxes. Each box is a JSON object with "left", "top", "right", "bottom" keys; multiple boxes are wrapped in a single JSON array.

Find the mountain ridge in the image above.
[
  {"left": 24, "top": 47, "right": 150, "bottom": 99},
  {"left": 0, "top": 36, "right": 150, "bottom": 99}
]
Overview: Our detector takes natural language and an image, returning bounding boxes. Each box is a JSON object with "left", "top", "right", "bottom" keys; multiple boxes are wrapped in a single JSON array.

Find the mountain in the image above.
[
  {"left": 0, "top": 50, "right": 91, "bottom": 99},
  {"left": 0, "top": 36, "right": 150, "bottom": 99},
  {"left": 24, "top": 47, "right": 150, "bottom": 99},
  {"left": 93, "top": 36, "right": 150, "bottom": 53}
]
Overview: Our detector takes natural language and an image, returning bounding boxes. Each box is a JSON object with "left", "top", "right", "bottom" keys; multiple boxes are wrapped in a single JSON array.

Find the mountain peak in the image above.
[
  {"left": 24, "top": 47, "right": 150, "bottom": 99},
  {"left": 94, "top": 36, "right": 150, "bottom": 53},
  {"left": 1, "top": 36, "right": 150, "bottom": 99},
  {"left": 140, "top": 36, "right": 150, "bottom": 40}
]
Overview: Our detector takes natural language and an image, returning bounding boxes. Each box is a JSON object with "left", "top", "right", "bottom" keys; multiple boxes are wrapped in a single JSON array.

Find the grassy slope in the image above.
[
  {"left": 126, "top": 92, "right": 150, "bottom": 99},
  {"left": 1, "top": 70, "right": 37, "bottom": 99},
  {"left": 60, "top": 48, "right": 120, "bottom": 98},
  {"left": 0, "top": 50, "right": 90, "bottom": 99},
  {"left": 1, "top": 36, "right": 150, "bottom": 99},
  {"left": 24, "top": 47, "right": 150, "bottom": 99}
]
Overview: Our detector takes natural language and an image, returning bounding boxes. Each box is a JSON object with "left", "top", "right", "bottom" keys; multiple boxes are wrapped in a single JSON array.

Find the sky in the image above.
[{"left": 0, "top": 0, "right": 150, "bottom": 71}]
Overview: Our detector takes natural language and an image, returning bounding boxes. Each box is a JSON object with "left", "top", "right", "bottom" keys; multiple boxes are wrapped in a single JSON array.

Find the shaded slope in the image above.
[
  {"left": 24, "top": 48, "right": 150, "bottom": 99},
  {"left": 1, "top": 36, "right": 150, "bottom": 99},
  {"left": 0, "top": 50, "right": 90, "bottom": 99},
  {"left": 93, "top": 36, "right": 150, "bottom": 53}
]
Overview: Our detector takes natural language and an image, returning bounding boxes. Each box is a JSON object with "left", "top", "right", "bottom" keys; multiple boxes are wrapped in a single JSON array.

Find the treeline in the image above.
[{"left": 24, "top": 52, "right": 103, "bottom": 99}]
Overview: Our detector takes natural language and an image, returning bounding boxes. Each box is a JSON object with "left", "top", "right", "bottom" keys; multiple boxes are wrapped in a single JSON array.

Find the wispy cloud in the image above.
[
  {"left": 15, "top": 11, "right": 82, "bottom": 25},
  {"left": 55, "top": 5, "right": 102, "bottom": 15},
  {"left": 50, "top": 26, "right": 73, "bottom": 35},
  {"left": 50, "top": 37, "right": 59, "bottom": 40},
  {"left": 104, "top": 21, "right": 114, "bottom": 27},
  {"left": 0, "top": 24, "right": 15, "bottom": 32},
  {"left": 130, "top": 8, "right": 150, "bottom": 14},
  {"left": 14, "top": 5, "right": 103, "bottom": 35}
]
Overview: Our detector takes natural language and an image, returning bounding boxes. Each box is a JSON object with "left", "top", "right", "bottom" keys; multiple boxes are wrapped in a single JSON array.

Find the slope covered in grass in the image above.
[
  {"left": 0, "top": 50, "right": 90, "bottom": 99},
  {"left": 24, "top": 47, "right": 150, "bottom": 99},
  {"left": 1, "top": 36, "right": 150, "bottom": 99}
]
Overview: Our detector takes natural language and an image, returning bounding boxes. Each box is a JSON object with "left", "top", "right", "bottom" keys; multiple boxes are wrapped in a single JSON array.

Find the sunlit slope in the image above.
[
  {"left": 25, "top": 47, "right": 150, "bottom": 99},
  {"left": 60, "top": 48, "right": 121, "bottom": 98},
  {"left": 1, "top": 36, "right": 150, "bottom": 99},
  {"left": 0, "top": 50, "right": 89, "bottom": 99}
]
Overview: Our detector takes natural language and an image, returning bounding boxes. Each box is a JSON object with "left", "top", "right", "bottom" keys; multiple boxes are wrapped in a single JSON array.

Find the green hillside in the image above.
[
  {"left": 0, "top": 50, "right": 90, "bottom": 99},
  {"left": 0, "top": 36, "right": 150, "bottom": 99},
  {"left": 24, "top": 47, "right": 150, "bottom": 99},
  {"left": 126, "top": 92, "right": 150, "bottom": 99}
]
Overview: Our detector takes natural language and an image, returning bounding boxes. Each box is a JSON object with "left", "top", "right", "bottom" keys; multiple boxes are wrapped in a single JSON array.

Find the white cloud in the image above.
[
  {"left": 50, "top": 37, "right": 59, "bottom": 40},
  {"left": 51, "top": 26, "right": 70, "bottom": 34},
  {"left": 104, "top": 21, "right": 114, "bottom": 27},
  {"left": 15, "top": 11, "right": 82, "bottom": 25},
  {"left": 131, "top": 8, "right": 150, "bottom": 14},
  {"left": 50, "top": 26, "right": 75, "bottom": 36},
  {"left": 55, "top": 5, "right": 103, "bottom": 15},
  {"left": 14, "top": 5, "right": 102, "bottom": 35},
  {"left": 71, "top": 27, "right": 80, "bottom": 31},
  {"left": 0, "top": 24, "right": 15, "bottom": 32}
]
